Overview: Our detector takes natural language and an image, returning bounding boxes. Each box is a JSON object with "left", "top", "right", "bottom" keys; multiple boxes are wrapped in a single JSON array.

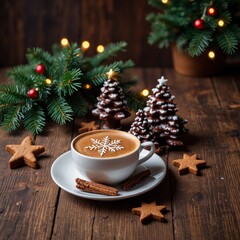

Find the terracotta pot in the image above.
[{"left": 171, "top": 44, "right": 226, "bottom": 77}]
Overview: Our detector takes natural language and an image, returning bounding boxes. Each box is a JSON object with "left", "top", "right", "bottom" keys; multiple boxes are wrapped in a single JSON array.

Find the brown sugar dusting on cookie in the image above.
[{"left": 5, "top": 136, "right": 45, "bottom": 169}]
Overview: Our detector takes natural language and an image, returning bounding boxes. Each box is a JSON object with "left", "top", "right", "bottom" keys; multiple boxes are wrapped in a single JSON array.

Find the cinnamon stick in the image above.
[
  {"left": 121, "top": 169, "right": 151, "bottom": 191},
  {"left": 75, "top": 178, "right": 118, "bottom": 196}
]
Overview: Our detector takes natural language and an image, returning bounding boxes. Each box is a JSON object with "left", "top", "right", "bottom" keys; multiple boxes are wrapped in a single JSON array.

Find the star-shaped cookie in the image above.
[
  {"left": 132, "top": 201, "right": 167, "bottom": 224},
  {"left": 172, "top": 153, "right": 207, "bottom": 175},
  {"left": 78, "top": 121, "right": 100, "bottom": 133},
  {"left": 6, "top": 136, "right": 45, "bottom": 169}
]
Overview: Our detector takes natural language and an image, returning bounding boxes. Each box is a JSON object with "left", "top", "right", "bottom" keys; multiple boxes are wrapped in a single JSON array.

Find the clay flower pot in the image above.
[{"left": 171, "top": 44, "right": 226, "bottom": 77}]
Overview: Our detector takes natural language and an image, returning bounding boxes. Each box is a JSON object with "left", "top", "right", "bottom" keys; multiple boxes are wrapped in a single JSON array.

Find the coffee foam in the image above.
[{"left": 74, "top": 130, "right": 139, "bottom": 158}]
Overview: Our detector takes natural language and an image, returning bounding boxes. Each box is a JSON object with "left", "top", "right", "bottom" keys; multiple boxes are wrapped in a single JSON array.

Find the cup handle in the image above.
[{"left": 138, "top": 141, "right": 155, "bottom": 165}]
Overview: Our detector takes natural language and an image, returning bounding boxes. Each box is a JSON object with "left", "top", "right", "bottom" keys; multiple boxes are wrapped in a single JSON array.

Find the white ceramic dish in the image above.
[{"left": 51, "top": 150, "right": 166, "bottom": 201}]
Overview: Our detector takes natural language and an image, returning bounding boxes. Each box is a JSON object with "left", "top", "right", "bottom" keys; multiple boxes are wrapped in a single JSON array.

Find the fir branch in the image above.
[
  {"left": 0, "top": 41, "right": 138, "bottom": 134},
  {"left": 119, "top": 77, "right": 138, "bottom": 90},
  {"left": 87, "top": 63, "right": 120, "bottom": 86},
  {"left": 188, "top": 31, "right": 213, "bottom": 56},
  {"left": 0, "top": 85, "right": 27, "bottom": 103},
  {"left": 26, "top": 47, "right": 52, "bottom": 67},
  {"left": 176, "top": 32, "right": 191, "bottom": 52},
  {"left": 7, "top": 65, "right": 33, "bottom": 86},
  {"left": 68, "top": 93, "right": 89, "bottom": 117},
  {"left": 0, "top": 105, "right": 24, "bottom": 131},
  {"left": 217, "top": 27, "right": 240, "bottom": 54},
  {"left": 89, "top": 42, "right": 127, "bottom": 66},
  {"left": 116, "top": 60, "right": 135, "bottom": 70},
  {"left": 55, "top": 68, "right": 82, "bottom": 96},
  {"left": 125, "top": 91, "right": 145, "bottom": 112},
  {"left": 47, "top": 96, "right": 73, "bottom": 124},
  {"left": 52, "top": 43, "right": 81, "bottom": 76},
  {"left": 24, "top": 106, "right": 46, "bottom": 135},
  {"left": 148, "top": 21, "right": 175, "bottom": 47},
  {"left": 147, "top": 0, "right": 240, "bottom": 56}
]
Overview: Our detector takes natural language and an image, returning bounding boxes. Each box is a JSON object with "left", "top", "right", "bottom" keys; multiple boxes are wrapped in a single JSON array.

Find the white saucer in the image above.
[{"left": 51, "top": 150, "right": 166, "bottom": 201}]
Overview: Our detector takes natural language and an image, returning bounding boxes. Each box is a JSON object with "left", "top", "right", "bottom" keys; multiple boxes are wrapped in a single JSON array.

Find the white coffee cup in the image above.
[{"left": 71, "top": 129, "right": 155, "bottom": 185}]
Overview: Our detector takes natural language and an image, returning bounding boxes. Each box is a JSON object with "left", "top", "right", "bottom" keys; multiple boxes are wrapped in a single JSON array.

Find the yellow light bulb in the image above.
[
  {"left": 161, "top": 0, "right": 169, "bottom": 3},
  {"left": 141, "top": 89, "right": 149, "bottom": 97},
  {"left": 82, "top": 41, "right": 90, "bottom": 49},
  {"left": 61, "top": 38, "right": 69, "bottom": 47},
  {"left": 218, "top": 19, "right": 225, "bottom": 27},
  {"left": 45, "top": 78, "right": 52, "bottom": 85},
  {"left": 97, "top": 45, "right": 104, "bottom": 53},
  {"left": 208, "top": 51, "right": 215, "bottom": 59},
  {"left": 84, "top": 84, "right": 91, "bottom": 90}
]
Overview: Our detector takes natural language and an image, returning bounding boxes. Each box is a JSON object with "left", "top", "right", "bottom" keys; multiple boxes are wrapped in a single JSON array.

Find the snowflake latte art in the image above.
[{"left": 74, "top": 130, "right": 139, "bottom": 158}]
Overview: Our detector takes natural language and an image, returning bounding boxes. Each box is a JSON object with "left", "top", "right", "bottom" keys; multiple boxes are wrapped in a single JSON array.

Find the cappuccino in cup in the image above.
[
  {"left": 73, "top": 130, "right": 139, "bottom": 158},
  {"left": 71, "top": 129, "right": 155, "bottom": 185}
]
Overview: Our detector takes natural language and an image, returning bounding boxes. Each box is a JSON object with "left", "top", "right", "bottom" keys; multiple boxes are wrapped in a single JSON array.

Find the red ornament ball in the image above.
[
  {"left": 35, "top": 64, "right": 46, "bottom": 75},
  {"left": 27, "top": 88, "right": 38, "bottom": 99},
  {"left": 194, "top": 19, "right": 204, "bottom": 30},
  {"left": 207, "top": 7, "right": 216, "bottom": 16}
]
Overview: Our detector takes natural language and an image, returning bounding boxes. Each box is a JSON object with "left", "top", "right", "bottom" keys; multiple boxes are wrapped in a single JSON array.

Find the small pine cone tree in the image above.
[
  {"left": 144, "top": 76, "right": 188, "bottom": 147},
  {"left": 129, "top": 109, "right": 160, "bottom": 153},
  {"left": 92, "top": 69, "right": 131, "bottom": 129},
  {"left": 129, "top": 109, "right": 153, "bottom": 142}
]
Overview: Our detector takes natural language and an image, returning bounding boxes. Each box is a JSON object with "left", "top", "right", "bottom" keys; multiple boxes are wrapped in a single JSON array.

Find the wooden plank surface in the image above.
[
  {"left": 164, "top": 70, "right": 240, "bottom": 240},
  {"left": 0, "top": 68, "right": 240, "bottom": 240}
]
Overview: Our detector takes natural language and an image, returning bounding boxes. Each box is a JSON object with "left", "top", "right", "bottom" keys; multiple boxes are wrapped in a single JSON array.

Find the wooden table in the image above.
[{"left": 0, "top": 67, "right": 239, "bottom": 240}]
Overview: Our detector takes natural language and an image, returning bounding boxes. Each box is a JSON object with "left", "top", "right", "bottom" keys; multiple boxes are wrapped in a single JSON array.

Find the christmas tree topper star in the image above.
[
  {"left": 158, "top": 76, "right": 168, "bottom": 86},
  {"left": 106, "top": 69, "right": 118, "bottom": 80}
]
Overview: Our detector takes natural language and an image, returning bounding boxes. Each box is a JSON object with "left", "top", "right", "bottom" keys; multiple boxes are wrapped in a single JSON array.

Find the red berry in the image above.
[
  {"left": 194, "top": 19, "right": 204, "bottom": 30},
  {"left": 27, "top": 89, "right": 38, "bottom": 99},
  {"left": 207, "top": 7, "right": 216, "bottom": 16},
  {"left": 36, "top": 64, "right": 46, "bottom": 75}
]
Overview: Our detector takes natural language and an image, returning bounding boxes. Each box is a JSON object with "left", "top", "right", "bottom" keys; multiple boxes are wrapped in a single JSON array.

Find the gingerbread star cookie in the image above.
[
  {"left": 132, "top": 201, "right": 167, "bottom": 224},
  {"left": 78, "top": 121, "right": 100, "bottom": 133},
  {"left": 172, "top": 153, "right": 207, "bottom": 175},
  {"left": 6, "top": 136, "right": 45, "bottom": 169}
]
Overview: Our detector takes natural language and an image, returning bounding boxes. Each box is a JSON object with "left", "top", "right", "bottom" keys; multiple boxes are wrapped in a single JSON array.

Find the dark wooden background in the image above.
[{"left": 0, "top": 0, "right": 172, "bottom": 67}]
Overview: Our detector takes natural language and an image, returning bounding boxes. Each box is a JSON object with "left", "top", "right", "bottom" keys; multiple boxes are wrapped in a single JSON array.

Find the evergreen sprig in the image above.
[
  {"left": 147, "top": 0, "right": 240, "bottom": 57},
  {"left": 0, "top": 42, "right": 143, "bottom": 135}
]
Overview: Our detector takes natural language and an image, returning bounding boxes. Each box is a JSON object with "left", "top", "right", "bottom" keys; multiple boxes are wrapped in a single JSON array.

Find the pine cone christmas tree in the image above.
[
  {"left": 144, "top": 76, "right": 188, "bottom": 147},
  {"left": 129, "top": 109, "right": 160, "bottom": 152},
  {"left": 92, "top": 69, "right": 131, "bottom": 129}
]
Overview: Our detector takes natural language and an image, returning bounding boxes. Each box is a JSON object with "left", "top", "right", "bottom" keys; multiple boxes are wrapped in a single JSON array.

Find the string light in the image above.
[
  {"left": 84, "top": 84, "right": 92, "bottom": 90},
  {"left": 97, "top": 45, "right": 104, "bottom": 53},
  {"left": 208, "top": 51, "right": 215, "bottom": 59},
  {"left": 161, "top": 0, "right": 169, "bottom": 3},
  {"left": 60, "top": 38, "right": 69, "bottom": 47},
  {"left": 207, "top": 7, "right": 216, "bottom": 16},
  {"left": 141, "top": 89, "right": 149, "bottom": 97},
  {"left": 81, "top": 41, "right": 90, "bottom": 50},
  {"left": 45, "top": 78, "right": 52, "bottom": 85},
  {"left": 218, "top": 19, "right": 225, "bottom": 27}
]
